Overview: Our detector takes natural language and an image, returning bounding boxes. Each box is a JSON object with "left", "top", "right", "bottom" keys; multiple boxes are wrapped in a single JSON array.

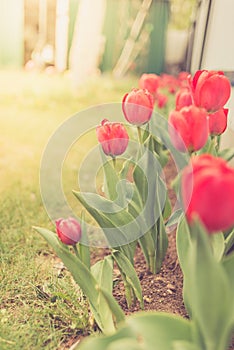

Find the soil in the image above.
[{"left": 59, "top": 158, "right": 234, "bottom": 350}]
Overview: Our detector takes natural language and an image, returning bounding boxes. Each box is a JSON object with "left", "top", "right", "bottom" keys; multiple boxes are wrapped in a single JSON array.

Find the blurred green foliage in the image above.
[{"left": 169, "top": 0, "right": 197, "bottom": 30}]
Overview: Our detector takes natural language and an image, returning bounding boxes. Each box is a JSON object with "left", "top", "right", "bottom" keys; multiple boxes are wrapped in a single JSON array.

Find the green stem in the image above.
[
  {"left": 124, "top": 279, "right": 133, "bottom": 308},
  {"left": 112, "top": 156, "right": 116, "bottom": 169},
  {"left": 73, "top": 245, "right": 80, "bottom": 259},
  {"left": 137, "top": 126, "right": 142, "bottom": 144},
  {"left": 149, "top": 254, "right": 156, "bottom": 274}
]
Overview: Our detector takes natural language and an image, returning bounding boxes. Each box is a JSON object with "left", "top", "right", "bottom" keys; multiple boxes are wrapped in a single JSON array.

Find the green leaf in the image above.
[
  {"left": 79, "top": 212, "right": 91, "bottom": 269},
  {"left": 91, "top": 256, "right": 116, "bottom": 333},
  {"left": 112, "top": 250, "right": 144, "bottom": 309},
  {"left": 172, "top": 341, "right": 200, "bottom": 350},
  {"left": 197, "top": 137, "right": 217, "bottom": 156},
  {"left": 101, "top": 152, "right": 119, "bottom": 202},
  {"left": 218, "top": 147, "right": 234, "bottom": 162},
  {"left": 166, "top": 208, "right": 183, "bottom": 229},
  {"left": 76, "top": 326, "right": 135, "bottom": 350},
  {"left": 209, "top": 232, "right": 225, "bottom": 261},
  {"left": 73, "top": 191, "right": 141, "bottom": 248},
  {"left": 176, "top": 216, "right": 191, "bottom": 274},
  {"left": 77, "top": 312, "right": 193, "bottom": 350},
  {"left": 184, "top": 220, "right": 233, "bottom": 349},
  {"left": 98, "top": 287, "right": 126, "bottom": 326},
  {"left": 222, "top": 252, "right": 234, "bottom": 298},
  {"left": 224, "top": 228, "right": 234, "bottom": 255},
  {"left": 126, "top": 312, "right": 192, "bottom": 350}
]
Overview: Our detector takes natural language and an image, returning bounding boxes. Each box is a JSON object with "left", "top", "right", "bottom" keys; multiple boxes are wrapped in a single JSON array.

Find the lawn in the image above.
[{"left": 0, "top": 70, "right": 138, "bottom": 350}]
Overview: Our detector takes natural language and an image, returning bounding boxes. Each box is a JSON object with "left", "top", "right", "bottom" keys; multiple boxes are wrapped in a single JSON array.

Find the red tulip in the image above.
[
  {"left": 96, "top": 119, "right": 129, "bottom": 157},
  {"left": 175, "top": 88, "right": 193, "bottom": 111},
  {"left": 139, "top": 73, "right": 160, "bottom": 95},
  {"left": 122, "top": 88, "right": 154, "bottom": 125},
  {"left": 182, "top": 154, "right": 234, "bottom": 232},
  {"left": 208, "top": 108, "right": 228, "bottom": 135},
  {"left": 188, "top": 70, "right": 231, "bottom": 112},
  {"left": 156, "top": 92, "right": 168, "bottom": 109},
  {"left": 55, "top": 217, "right": 82, "bottom": 245},
  {"left": 168, "top": 105, "right": 209, "bottom": 152}
]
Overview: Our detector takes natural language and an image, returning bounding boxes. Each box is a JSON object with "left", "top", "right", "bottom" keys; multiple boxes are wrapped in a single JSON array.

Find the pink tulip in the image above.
[
  {"left": 96, "top": 119, "right": 129, "bottom": 157},
  {"left": 168, "top": 105, "right": 209, "bottom": 153},
  {"left": 182, "top": 154, "right": 234, "bottom": 232},
  {"left": 122, "top": 88, "right": 154, "bottom": 125},
  {"left": 208, "top": 108, "right": 228, "bottom": 135},
  {"left": 139, "top": 73, "right": 160, "bottom": 95},
  {"left": 175, "top": 88, "right": 193, "bottom": 111},
  {"left": 55, "top": 217, "right": 82, "bottom": 245},
  {"left": 188, "top": 70, "right": 231, "bottom": 112}
]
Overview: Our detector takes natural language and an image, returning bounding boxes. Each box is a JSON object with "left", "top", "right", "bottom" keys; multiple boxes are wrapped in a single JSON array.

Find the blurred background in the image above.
[{"left": 0, "top": 0, "right": 197, "bottom": 86}]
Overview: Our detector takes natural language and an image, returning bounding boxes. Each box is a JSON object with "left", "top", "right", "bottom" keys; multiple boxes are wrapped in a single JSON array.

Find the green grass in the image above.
[{"left": 0, "top": 70, "right": 138, "bottom": 349}]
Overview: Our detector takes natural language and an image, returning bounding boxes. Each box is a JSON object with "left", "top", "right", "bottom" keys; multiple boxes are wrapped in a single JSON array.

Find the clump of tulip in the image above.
[{"left": 169, "top": 70, "right": 231, "bottom": 154}]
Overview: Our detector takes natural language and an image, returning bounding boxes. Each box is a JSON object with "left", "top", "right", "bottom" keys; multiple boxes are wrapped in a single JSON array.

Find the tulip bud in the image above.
[
  {"left": 208, "top": 108, "right": 228, "bottom": 135},
  {"left": 175, "top": 88, "right": 193, "bottom": 111},
  {"left": 168, "top": 105, "right": 209, "bottom": 153},
  {"left": 122, "top": 88, "right": 154, "bottom": 125},
  {"left": 139, "top": 73, "right": 160, "bottom": 95},
  {"left": 188, "top": 70, "right": 231, "bottom": 112},
  {"left": 55, "top": 217, "right": 82, "bottom": 245},
  {"left": 182, "top": 154, "right": 234, "bottom": 232},
  {"left": 156, "top": 92, "right": 168, "bottom": 109},
  {"left": 96, "top": 119, "right": 129, "bottom": 157}
]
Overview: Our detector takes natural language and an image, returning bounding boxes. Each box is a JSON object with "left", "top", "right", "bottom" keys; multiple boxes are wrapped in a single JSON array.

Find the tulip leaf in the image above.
[
  {"left": 224, "top": 228, "right": 234, "bottom": 255},
  {"left": 222, "top": 252, "right": 234, "bottom": 295},
  {"left": 97, "top": 286, "right": 126, "bottom": 326},
  {"left": 75, "top": 326, "right": 135, "bottom": 350},
  {"left": 183, "top": 220, "right": 233, "bottom": 349},
  {"left": 73, "top": 191, "right": 141, "bottom": 248},
  {"left": 166, "top": 208, "right": 183, "bottom": 229},
  {"left": 112, "top": 250, "right": 144, "bottom": 309},
  {"left": 91, "top": 256, "right": 116, "bottom": 333},
  {"left": 209, "top": 232, "right": 225, "bottom": 261},
  {"left": 172, "top": 341, "right": 200, "bottom": 350},
  {"left": 77, "top": 312, "right": 193, "bottom": 350},
  {"left": 79, "top": 212, "right": 90, "bottom": 269},
  {"left": 218, "top": 147, "right": 234, "bottom": 162},
  {"left": 176, "top": 216, "right": 191, "bottom": 273}
]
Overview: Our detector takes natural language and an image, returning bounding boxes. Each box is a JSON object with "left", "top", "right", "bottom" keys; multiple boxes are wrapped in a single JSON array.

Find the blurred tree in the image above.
[
  {"left": 0, "top": 0, "right": 24, "bottom": 67},
  {"left": 146, "top": 0, "right": 170, "bottom": 74},
  {"left": 69, "top": 0, "right": 106, "bottom": 87}
]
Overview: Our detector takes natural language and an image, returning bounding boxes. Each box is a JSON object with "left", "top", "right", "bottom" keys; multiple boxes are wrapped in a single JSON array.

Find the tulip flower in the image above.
[
  {"left": 175, "top": 88, "right": 193, "bottom": 111},
  {"left": 96, "top": 119, "right": 129, "bottom": 157},
  {"left": 188, "top": 70, "right": 231, "bottom": 112},
  {"left": 182, "top": 154, "right": 234, "bottom": 232},
  {"left": 208, "top": 108, "right": 228, "bottom": 135},
  {"left": 55, "top": 217, "right": 82, "bottom": 245},
  {"left": 155, "top": 92, "right": 168, "bottom": 109},
  {"left": 139, "top": 73, "right": 160, "bottom": 95},
  {"left": 122, "top": 88, "right": 154, "bottom": 125},
  {"left": 168, "top": 105, "right": 209, "bottom": 153}
]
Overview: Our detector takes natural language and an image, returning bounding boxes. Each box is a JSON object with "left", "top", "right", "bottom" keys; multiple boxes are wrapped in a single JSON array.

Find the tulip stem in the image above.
[
  {"left": 112, "top": 157, "right": 116, "bottom": 169},
  {"left": 73, "top": 245, "right": 80, "bottom": 259},
  {"left": 137, "top": 126, "right": 142, "bottom": 144}
]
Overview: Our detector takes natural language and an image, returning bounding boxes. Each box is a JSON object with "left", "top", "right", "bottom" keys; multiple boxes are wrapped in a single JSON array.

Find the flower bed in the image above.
[{"left": 35, "top": 70, "right": 234, "bottom": 350}]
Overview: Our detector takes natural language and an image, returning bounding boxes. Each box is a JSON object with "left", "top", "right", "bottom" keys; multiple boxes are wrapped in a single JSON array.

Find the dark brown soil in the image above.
[{"left": 113, "top": 232, "right": 187, "bottom": 318}]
